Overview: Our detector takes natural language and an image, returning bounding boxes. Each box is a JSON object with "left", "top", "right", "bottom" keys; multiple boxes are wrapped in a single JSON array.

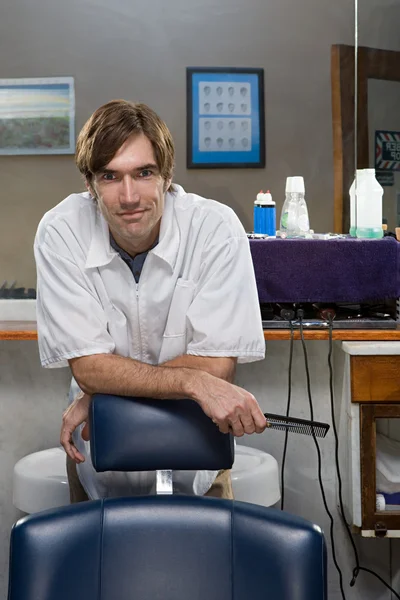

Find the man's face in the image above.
[{"left": 90, "top": 133, "right": 171, "bottom": 252}]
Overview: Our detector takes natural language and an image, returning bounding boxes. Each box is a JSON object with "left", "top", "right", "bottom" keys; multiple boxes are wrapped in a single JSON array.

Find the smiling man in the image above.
[{"left": 34, "top": 100, "right": 266, "bottom": 502}]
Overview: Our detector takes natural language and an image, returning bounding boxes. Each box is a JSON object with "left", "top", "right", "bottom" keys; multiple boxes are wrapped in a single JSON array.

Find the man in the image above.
[{"left": 34, "top": 99, "right": 267, "bottom": 502}]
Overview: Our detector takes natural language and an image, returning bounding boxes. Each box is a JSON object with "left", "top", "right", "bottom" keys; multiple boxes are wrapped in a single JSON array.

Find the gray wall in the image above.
[
  {"left": 361, "top": 0, "right": 400, "bottom": 231},
  {"left": 359, "top": 0, "right": 400, "bottom": 49},
  {"left": 0, "top": 0, "right": 354, "bottom": 287},
  {"left": 368, "top": 79, "right": 400, "bottom": 229},
  {"left": 0, "top": 341, "right": 71, "bottom": 597}
]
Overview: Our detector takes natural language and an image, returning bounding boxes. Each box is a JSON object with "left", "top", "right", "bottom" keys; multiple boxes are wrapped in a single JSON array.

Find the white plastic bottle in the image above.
[
  {"left": 355, "top": 169, "right": 383, "bottom": 239},
  {"left": 280, "top": 176, "right": 310, "bottom": 236},
  {"left": 254, "top": 190, "right": 265, "bottom": 234},
  {"left": 349, "top": 169, "right": 364, "bottom": 237},
  {"left": 376, "top": 494, "right": 386, "bottom": 511}
]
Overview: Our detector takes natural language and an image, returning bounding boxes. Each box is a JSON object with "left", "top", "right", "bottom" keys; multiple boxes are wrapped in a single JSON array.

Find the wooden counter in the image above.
[
  {"left": 0, "top": 321, "right": 38, "bottom": 340},
  {"left": 2, "top": 321, "right": 400, "bottom": 342}
]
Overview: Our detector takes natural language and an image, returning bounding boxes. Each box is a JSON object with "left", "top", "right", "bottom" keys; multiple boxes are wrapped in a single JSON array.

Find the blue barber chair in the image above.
[{"left": 8, "top": 395, "right": 327, "bottom": 600}]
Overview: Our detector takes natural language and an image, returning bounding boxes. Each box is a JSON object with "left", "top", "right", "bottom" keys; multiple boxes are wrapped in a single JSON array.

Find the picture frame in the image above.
[
  {"left": 0, "top": 77, "right": 75, "bottom": 155},
  {"left": 375, "top": 130, "right": 400, "bottom": 171},
  {"left": 186, "top": 67, "right": 265, "bottom": 169}
]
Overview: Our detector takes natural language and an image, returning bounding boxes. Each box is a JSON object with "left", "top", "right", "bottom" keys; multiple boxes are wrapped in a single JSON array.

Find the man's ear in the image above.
[
  {"left": 164, "top": 178, "right": 172, "bottom": 193},
  {"left": 85, "top": 179, "right": 96, "bottom": 199}
]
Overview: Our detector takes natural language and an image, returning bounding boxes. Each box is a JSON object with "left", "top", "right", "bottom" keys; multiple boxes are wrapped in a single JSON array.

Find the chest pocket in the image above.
[
  {"left": 159, "top": 279, "right": 196, "bottom": 364},
  {"left": 163, "top": 278, "right": 196, "bottom": 338}
]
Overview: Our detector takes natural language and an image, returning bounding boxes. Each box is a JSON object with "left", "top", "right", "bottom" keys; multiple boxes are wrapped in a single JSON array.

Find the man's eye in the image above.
[
  {"left": 139, "top": 169, "right": 152, "bottom": 178},
  {"left": 102, "top": 173, "right": 116, "bottom": 181}
]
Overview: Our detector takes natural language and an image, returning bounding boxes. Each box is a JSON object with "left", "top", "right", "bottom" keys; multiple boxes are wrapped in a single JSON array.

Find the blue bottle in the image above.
[{"left": 253, "top": 190, "right": 276, "bottom": 235}]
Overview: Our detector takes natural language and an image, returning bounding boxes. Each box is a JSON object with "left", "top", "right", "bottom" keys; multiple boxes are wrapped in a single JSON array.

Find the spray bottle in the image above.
[{"left": 280, "top": 176, "right": 310, "bottom": 236}]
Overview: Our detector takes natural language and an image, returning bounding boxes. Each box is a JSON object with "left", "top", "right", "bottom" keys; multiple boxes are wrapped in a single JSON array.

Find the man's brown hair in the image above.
[{"left": 75, "top": 100, "right": 175, "bottom": 190}]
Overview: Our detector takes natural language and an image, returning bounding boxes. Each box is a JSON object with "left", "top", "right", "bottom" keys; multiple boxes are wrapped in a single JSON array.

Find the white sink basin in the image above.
[
  {"left": 13, "top": 448, "right": 69, "bottom": 514},
  {"left": 13, "top": 444, "right": 281, "bottom": 514},
  {"left": 231, "top": 445, "right": 280, "bottom": 507}
]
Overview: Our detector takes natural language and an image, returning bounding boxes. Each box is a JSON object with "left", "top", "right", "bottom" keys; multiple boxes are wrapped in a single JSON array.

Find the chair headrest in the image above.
[{"left": 89, "top": 395, "right": 234, "bottom": 472}]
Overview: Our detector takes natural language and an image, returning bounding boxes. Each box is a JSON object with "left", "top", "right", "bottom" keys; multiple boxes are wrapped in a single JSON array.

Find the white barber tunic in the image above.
[{"left": 34, "top": 184, "right": 265, "bottom": 498}]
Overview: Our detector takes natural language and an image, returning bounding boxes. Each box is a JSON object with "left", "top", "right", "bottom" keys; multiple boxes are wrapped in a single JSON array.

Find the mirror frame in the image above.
[{"left": 331, "top": 44, "right": 400, "bottom": 233}]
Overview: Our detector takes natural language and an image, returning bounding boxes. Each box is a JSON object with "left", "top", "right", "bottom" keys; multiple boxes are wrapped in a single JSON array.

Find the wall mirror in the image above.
[{"left": 332, "top": 1, "right": 400, "bottom": 233}]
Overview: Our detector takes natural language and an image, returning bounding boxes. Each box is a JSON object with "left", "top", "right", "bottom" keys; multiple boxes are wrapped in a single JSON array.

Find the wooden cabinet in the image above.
[
  {"left": 346, "top": 354, "right": 400, "bottom": 536},
  {"left": 360, "top": 403, "right": 400, "bottom": 535},
  {"left": 351, "top": 355, "right": 400, "bottom": 403}
]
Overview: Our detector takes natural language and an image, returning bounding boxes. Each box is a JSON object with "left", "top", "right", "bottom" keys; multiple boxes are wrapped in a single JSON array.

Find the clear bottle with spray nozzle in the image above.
[{"left": 280, "top": 176, "right": 310, "bottom": 237}]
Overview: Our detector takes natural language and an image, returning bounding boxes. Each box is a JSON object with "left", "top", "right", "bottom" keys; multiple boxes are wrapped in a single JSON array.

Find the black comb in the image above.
[{"left": 264, "top": 413, "right": 330, "bottom": 438}]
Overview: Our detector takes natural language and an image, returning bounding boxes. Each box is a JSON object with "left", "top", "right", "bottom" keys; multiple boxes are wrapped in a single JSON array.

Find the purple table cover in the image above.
[{"left": 249, "top": 237, "right": 400, "bottom": 303}]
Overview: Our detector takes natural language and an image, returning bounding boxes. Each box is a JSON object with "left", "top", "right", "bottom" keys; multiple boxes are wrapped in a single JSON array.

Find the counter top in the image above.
[
  {"left": 0, "top": 299, "right": 36, "bottom": 320},
  {"left": 342, "top": 341, "right": 400, "bottom": 355},
  {"left": 2, "top": 321, "right": 400, "bottom": 342},
  {"left": 2, "top": 300, "right": 400, "bottom": 342},
  {"left": 0, "top": 321, "right": 37, "bottom": 340},
  {"left": 263, "top": 327, "right": 400, "bottom": 341}
]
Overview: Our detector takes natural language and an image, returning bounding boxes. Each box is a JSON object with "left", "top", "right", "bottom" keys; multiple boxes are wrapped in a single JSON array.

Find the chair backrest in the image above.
[
  {"left": 8, "top": 495, "right": 327, "bottom": 600},
  {"left": 90, "top": 394, "right": 234, "bottom": 472},
  {"left": 8, "top": 394, "right": 327, "bottom": 599}
]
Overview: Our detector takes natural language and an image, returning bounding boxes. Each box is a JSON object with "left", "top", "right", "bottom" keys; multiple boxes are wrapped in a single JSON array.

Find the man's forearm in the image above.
[
  {"left": 66, "top": 351, "right": 267, "bottom": 440},
  {"left": 161, "top": 355, "right": 236, "bottom": 383},
  {"left": 69, "top": 353, "right": 200, "bottom": 399}
]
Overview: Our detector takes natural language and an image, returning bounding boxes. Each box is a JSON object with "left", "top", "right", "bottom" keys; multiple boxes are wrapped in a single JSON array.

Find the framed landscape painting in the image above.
[{"left": 0, "top": 77, "right": 75, "bottom": 155}]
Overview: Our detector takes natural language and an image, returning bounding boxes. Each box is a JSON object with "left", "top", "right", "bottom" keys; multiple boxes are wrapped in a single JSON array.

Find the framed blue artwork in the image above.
[{"left": 186, "top": 67, "right": 265, "bottom": 169}]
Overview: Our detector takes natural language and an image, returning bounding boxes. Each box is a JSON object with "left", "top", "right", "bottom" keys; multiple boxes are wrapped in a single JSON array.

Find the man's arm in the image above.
[
  {"left": 161, "top": 355, "right": 237, "bottom": 383},
  {"left": 69, "top": 353, "right": 195, "bottom": 399},
  {"left": 62, "top": 353, "right": 266, "bottom": 463}
]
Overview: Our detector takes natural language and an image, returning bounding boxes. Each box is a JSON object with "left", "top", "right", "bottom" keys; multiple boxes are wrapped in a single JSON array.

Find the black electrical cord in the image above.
[
  {"left": 297, "top": 313, "right": 347, "bottom": 600},
  {"left": 326, "top": 317, "right": 400, "bottom": 599},
  {"left": 278, "top": 310, "right": 400, "bottom": 597},
  {"left": 280, "top": 318, "right": 294, "bottom": 510}
]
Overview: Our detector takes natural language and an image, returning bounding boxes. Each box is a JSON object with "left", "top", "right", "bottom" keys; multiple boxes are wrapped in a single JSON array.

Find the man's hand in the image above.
[
  {"left": 162, "top": 355, "right": 266, "bottom": 436},
  {"left": 60, "top": 391, "right": 92, "bottom": 463},
  {"left": 191, "top": 371, "right": 268, "bottom": 437}
]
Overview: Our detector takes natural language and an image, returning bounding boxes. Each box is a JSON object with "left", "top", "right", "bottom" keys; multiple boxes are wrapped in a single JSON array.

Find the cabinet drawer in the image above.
[{"left": 351, "top": 355, "right": 400, "bottom": 402}]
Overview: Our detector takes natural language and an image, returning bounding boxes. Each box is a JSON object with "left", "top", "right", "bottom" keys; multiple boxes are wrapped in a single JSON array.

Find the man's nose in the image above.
[{"left": 121, "top": 176, "right": 140, "bottom": 205}]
